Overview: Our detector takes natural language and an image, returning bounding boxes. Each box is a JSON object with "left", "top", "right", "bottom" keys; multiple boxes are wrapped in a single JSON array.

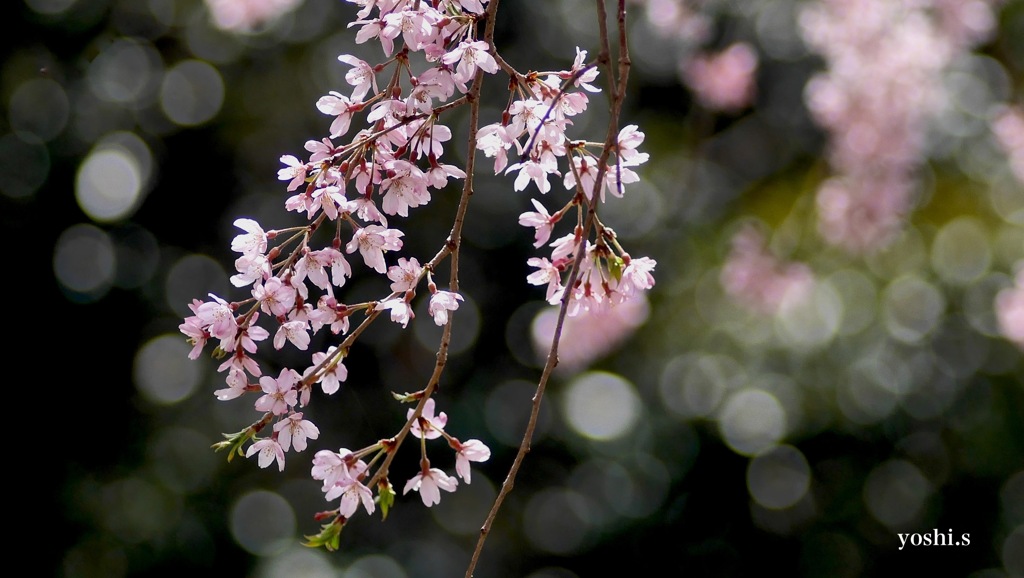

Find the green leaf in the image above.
[
  {"left": 303, "top": 518, "right": 344, "bottom": 552},
  {"left": 391, "top": 390, "right": 424, "bottom": 403},
  {"left": 211, "top": 428, "right": 256, "bottom": 463},
  {"left": 378, "top": 479, "right": 396, "bottom": 521},
  {"left": 608, "top": 255, "right": 625, "bottom": 282}
]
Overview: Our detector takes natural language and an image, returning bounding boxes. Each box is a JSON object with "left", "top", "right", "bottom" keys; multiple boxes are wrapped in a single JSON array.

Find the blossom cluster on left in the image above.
[{"left": 179, "top": 0, "right": 655, "bottom": 549}]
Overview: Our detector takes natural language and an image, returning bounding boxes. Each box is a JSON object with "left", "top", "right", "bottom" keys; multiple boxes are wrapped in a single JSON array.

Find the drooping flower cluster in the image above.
[
  {"left": 180, "top": 0, "right": 654, "bottom": 547},
  {"left": 799, "top": 0, "right": 1003, "bottom": 252}
]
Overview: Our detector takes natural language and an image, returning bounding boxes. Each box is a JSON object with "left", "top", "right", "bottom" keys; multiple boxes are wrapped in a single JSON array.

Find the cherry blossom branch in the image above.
[
  {"left": 362, "top": 0, "right": 500, "bottom": 497},
  {"left": 464, "top": 2, "right": 632, "bottom": 576}
]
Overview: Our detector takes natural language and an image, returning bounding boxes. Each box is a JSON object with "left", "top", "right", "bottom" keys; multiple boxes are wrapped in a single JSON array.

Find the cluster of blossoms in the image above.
[
  {"left": 181, "top": 0, "right": 655, "bottom": 547},
  {"left": 799, "top": 0, "right": 1003, "bottom": 252}
]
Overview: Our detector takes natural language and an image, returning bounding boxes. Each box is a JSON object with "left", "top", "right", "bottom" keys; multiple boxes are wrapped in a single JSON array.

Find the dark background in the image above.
[{"left": 7, "top": 0, "right": 1024, "bottom": 576}]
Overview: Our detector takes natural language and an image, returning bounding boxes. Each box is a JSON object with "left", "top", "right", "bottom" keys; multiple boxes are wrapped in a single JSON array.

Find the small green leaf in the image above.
[
  {"left": 303, "top": 518, "right": 344, "bottom": 552},
  {"left": 211, "top": 428, "right": 257, "bottom": 463},
  {"left": 391, "top": 390, "right": 424, "bottom": 403},
  {"left": 608, "top": 256, "right": 625, "bottom": 282},
  {"left": 378, "top": 479, "right": 396, "bottom": 521}
]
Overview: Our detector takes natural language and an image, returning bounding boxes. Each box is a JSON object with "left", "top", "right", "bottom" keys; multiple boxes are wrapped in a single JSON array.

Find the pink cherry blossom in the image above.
[
  {"left": 255, "top": 368, "right": 300, "bottom": 415},
  {"left": 453, "top": 439, "right": 491, "bottom": 483},
  {"left": 338, "top": 54, "right": 378, "bottom": 101},
  {"left": 253, "top": 276, "right": 297, "bottom": 317},
  {"left": 316, "top": 91, "right": 363, "bottom": 138},
  {"left": 230, "top": 252, "right": 271, "bottom": 288},
  {"left": 376, "top": 298, "right": 414, "bottom": 328},
  {"left": 296, "top": 248, "right": 351, "bottom": 291},
  {"left": 197, "top": 293, "right": 237, "bottom": 343},
  {"left": 336, "top": 479, "right": 375, "bottom": 518},
  {"left": 409, "top": 398, "right": 447, "bottom": 440},
  {"left": 428, "top": 290, "right": 463, "bottom": 326},
  {"left": 274, "top": 319, "right": 311, "bottom": 350},
  {"left": 311, "top": 448, "right": 359, "bottom": 490},
  {"left": 506, "top": 158, "right": 557, "bottom": 194},
  {"left": 526, "top": 257, "right": 565, "bottom": 303},
  {"left": 304, "top": 137, "right": 340, "bottom": 163},
  {"left": 179, "top": 299, "right": 208, "bottom": 359},
  {"left": 305, "top": 346, "right": 348, "bottom": 395},
  {"left": 381, "top": 160, "right": 431, "bottom": 217},
  {"left": 720, "top": 225, "right": 814, "bottom": 314},
  {"left": 442, "top": 40, "right": 498, "bottom": 86},
  {"left": 345, "top": 225, "right": 404, "bottom": 274},
  {"left": 214, "top": 367, "right": 249, "bottom": 401},
  {"left": 388, "top": 257, "right": 423, "bottom": 292},
  {"left": 403, "top": 467, "right": 458, "bottom": 507},
  {"left": 246, "top": 438, "right": 285, "bottom": 471},
  {"left": 204, "top": 0, "right": 303, "bottom": 33},
  {"left": 518, "top": 199, "right": 557, "bottom": 248},
  {"left": 231, "top": 218, "right": 268, "bottom": 255},
  {"left": 274, "top": 412, "right": 320, "bottom": 452},
  {"left": 277, "top": 155, "right": 308, "bottom": 191}
]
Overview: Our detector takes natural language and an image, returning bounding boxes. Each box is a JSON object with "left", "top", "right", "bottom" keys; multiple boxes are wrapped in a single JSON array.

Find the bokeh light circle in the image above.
[
  {"left": 87, "top": 38, "right": 163, "bottom": 105},
  {"left": 9, "top": 78, "right": 69, "bottom": 141},
  {"left": 747, "top": 444, "right": 811, "bottom": 509},
  {"left": 53, "top": 223, "right": 116, "bottom": 299},
  {"left": 75, "top": 147, "right": 144, "bottom": 222},
  {"left": 165, "top": 254, "right": 230, "bottom": 317},
  {"left": 930, "top": 217, "right": 991, "bottom": 285},
  {"left": 718, "top": 389, "right": 786, "bottom": 456},
  {"left": 134, "top": 334, "right": 201, "bottom": 405},
  {"left": 0, "top": 133, "right": 49, "bottom": 200},
  {"left": 863, "top": 460, "right": 931, "bottom": 528},
  {"left": 883, "top": 275, "right": 945, "bottom": 343},
  {"left": 522, "top": 488, "right": 591, "bottom": 554},
  {"left": 562, "top": 371, "right": 642, "bottom": 441},
  {"left": 230, "top": 490, "right": 296, "bottom": 556},
  {"left": 659, "top": 352, "right": 745, "bottom": 418},
  {"left": 161, "top": 59, "right": 225, "bottom": 126}
]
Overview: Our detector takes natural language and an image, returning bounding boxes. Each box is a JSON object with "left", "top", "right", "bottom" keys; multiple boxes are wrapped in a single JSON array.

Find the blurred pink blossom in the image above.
[
  {"left": 204, "top": 0, "right": 304, "bottom": 32},
  {"left": 996, "top": 266, "right": 1024, "bottom": 350},
  {"left": 799, "top": 0, "right": 1002, "bottom": 253},
  {"left": 630, "top": 0, "right": 711, "bottom": 45},
  {"left": 720, "top": 225, "right": 814, "bottom": 315},
  {"left": 531, "top": 293, "right": 650, "bottom": 373},
  {"left": 683, "top": 43, "right": 759, "bottom": 113},
  {"left": 992, "top": 106, "right": 1024, "bottom": 184}
]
